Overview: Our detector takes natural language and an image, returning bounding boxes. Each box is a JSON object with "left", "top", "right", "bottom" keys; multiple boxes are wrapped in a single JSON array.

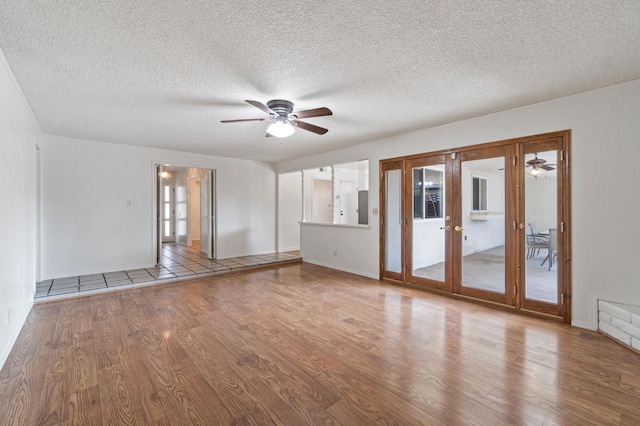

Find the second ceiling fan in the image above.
[
  {"left": 527, "top": 153, "right": 556, "bottom": 176},
  {"left": 221, "top": 99, "right": 332, "bottom": 138}
]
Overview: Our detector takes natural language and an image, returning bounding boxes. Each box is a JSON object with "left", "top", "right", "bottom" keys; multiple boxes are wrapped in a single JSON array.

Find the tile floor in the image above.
[{"left": 35, "top": 243, "right": 301, "bottom": 301}]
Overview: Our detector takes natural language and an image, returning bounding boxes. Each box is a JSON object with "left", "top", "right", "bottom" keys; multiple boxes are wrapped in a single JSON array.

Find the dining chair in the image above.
[
  {"left": 526, "top": 223, "right": 549, "bottom": 258},
  {"left": 541, "top": 228, "right": 558, "bottom": 270}
]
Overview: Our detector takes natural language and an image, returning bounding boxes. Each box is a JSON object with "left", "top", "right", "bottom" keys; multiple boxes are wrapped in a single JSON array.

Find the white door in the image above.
[
  {"left": 162, "top": 181, "right": 175, "bottom": 242},
  {"left": 312, "top": 179, "right": 332, "bottom": 222},
  {"left": 187, "top": 178, "right": 201, "bottom": 245},
  {"left": 339, "top": 180, "right": 358, "bottom": 224},
  {"left": 204, "top": 169, "right": 217, "bottom": 259},
  {"left": 199, "top": 170, "right": 208, "bottom": 254}
]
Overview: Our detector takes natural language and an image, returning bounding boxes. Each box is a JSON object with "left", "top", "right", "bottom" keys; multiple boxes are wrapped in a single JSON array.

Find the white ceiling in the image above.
[{"left": 1, "top": 1, "right": 639, "bottom": 163}]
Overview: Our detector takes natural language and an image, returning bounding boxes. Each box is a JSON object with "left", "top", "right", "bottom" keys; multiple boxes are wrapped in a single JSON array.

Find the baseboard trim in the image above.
[
  {"left": 571, "top": 319, "right": 596, "bottom": 331},
  {"left": 0, "top": 300, "right": 33, "bottom": 371},
  {"left": 279, "top": 246, "right": 300, "bottom": 253},
  {"left": 302, "top": 259, "right": 378, "bottom": 280}
]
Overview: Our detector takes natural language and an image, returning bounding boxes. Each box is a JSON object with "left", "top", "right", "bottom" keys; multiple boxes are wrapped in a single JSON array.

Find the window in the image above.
[
  {"left": 413, "top": 167, "right": 444, "bottom": 219},
  {"left": 302, "top": 159, "right": 369, "bottom": 225},
  {"left": 472, "top": 176, "right": 487, "bottom": 211}
]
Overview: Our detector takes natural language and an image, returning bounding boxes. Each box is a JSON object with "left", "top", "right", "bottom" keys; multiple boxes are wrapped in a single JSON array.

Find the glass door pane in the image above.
[
  {"left": 407, "top": 155, "right": 449, "bottom": 290},
  {"left": 385, "top": 169, "right": 402, "bottom": 274},
  {"left": 381, "top": 161, "right": 403, "bottom": 280},
  {"left": 520, "top": 137, "right": 565, "bottom": 318},
  {"left": 523, "top": 150, "right": 558, "bottom": 304},
  {"left": 456, "top": 149, "right": 508, "bottom": 303}
]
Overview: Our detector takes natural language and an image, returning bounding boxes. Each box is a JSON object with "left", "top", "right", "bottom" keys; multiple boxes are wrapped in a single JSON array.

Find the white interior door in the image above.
[
  {"left": 156, "top": 165, "right": 163, "bottom": 265},
  {"left": 339, "top": 180, "right": 357, "bottom": 224},
  {"left": 205, "top": 169, "right": 217, "bottom": 259},
  {"left": 312, "top": 179, "right": 332, "bottom": 222},
  {"left": 187, "top": 178, "right": 201, "bottom": 245},
  {"left": 162, "top": 180, "right": 175, "bottom": 243},
  {"left": 199, "top": 170, "right": 208, "bottom": 253}
]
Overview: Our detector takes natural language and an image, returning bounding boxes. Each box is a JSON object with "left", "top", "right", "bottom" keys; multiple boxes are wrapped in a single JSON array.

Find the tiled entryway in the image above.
[{"left": 35, "top": 243, "right": 301, "bottom": 301}]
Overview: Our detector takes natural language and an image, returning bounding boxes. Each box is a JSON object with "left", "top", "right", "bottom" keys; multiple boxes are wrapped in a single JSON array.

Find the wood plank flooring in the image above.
[{"left": 1, "top": 263, "right": 639, "bottom": 425}]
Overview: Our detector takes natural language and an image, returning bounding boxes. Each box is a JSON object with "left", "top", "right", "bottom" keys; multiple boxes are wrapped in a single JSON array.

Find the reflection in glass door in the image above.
[
  {"left": 407, "top": 155, "right": 449, "bottom": 291},
  {"left": 521, "top": 139, "right": 565, "bottom": 317},
  {"left": 455, "top": 148, "right": 510, "bottom": 304},
  {"left": 524, "top": 150, "right": 558, "bottom": 303},
  {"left": 381, "top": 161, "right": 403, "bottom": 280}
]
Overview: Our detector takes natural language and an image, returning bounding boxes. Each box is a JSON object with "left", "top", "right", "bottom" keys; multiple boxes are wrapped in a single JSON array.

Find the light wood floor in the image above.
[{"left": 1, "top": 263, "right": 639, "bottom": 425}]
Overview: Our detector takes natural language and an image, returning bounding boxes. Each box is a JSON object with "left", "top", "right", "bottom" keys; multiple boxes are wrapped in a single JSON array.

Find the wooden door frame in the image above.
[
  {"left": 379, "top": 130, "right": 572, "bottom": 323},
  {"left": 518, "top": 135, "right": 571, "bottom": 319},
  {"left": 453, "top": 144, "right": 516, "bottom": 306},
  {"left": 404, "top": 154, "right": 451, "bottom": 292},
  {"left": 379, "top": 160, "right": 404, "bottom": 282}
]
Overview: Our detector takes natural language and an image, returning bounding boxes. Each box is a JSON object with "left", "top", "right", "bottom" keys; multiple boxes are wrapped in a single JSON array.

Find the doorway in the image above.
[
  {"left": 338, "top": 180, "right": 358, "bottom": 224},
  {"left": 155, "top": 165, "right": 217, "bottom": 264},
  {"left": 312, "top": 179, "right": 332, "bottom": 223},
  {"left": 380, "top": 130, "right": 571, "bottom": 321}
]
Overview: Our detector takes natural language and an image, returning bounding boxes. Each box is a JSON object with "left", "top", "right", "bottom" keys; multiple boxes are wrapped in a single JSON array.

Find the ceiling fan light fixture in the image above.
[
  {"left": 267, "top": 120, "right": 295, "bottom": 138},
  {"left": 529, "top": 166, "right": 541, "bottom": 176},
  {"left": 222, "top": 100, "right": 331, "bottom": 137}
]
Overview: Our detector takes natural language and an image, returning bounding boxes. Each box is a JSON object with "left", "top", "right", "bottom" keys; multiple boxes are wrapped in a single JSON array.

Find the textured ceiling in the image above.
[{"left": 1, "top": 1, "right": 639, "bottom": 163}]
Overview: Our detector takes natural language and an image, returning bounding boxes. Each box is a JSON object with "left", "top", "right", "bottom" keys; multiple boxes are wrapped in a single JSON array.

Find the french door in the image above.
[
  {"left": 380, "top": 161, "right": 404, "bottom": 282},
  {"left": 380, "top": 131, "right": 570, "bottom": 321},
  {"left": 405, "top": 154, "right": 451, "bottom": 292},
  {"left": 453, "top": 145, "right": 514, "bottom": 305}
]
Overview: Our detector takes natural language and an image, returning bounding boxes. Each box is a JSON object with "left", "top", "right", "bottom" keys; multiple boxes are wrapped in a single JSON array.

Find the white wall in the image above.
[
  {"left": 277, "top": 172, "right": 301, "bottom": 252},
  {"left": 412, "top": 220, "right": 446, "bottom": 269},
  {"left": 0, "top": 50, "right": 42, "bottom": 369},
  {"left": 40, "top": 135, "right": 276, "bottom": 278},
  {"left": 278, "top": 79, "right": 640, "bottom": 330},
  {"left": 525, "top": 175, "right": 557, "bottom": 232},
  {"left": 461, "top": 165, "right": 506, "bottom": 256}
]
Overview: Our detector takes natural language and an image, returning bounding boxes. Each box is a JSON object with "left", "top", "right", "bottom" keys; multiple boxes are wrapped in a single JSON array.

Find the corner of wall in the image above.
[{"left": 0, "top": 300, "right": 33, "bottom": 371}]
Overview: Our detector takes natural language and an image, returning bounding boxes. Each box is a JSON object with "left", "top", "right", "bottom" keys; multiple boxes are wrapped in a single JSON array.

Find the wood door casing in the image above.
[
  {"left": 380, "top": 160, "right": 404, "bottom": 282},
  {"left": 519, "top": 136, "right": 569, "bottom": 318}
]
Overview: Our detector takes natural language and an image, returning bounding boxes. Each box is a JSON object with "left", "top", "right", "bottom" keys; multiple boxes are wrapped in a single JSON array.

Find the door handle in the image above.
[
  {"left": 440, "top": 226, "right": 451, "bottom": 231},
  {"left": 454, "top": 225, "right": 464, "bottom": 232}
]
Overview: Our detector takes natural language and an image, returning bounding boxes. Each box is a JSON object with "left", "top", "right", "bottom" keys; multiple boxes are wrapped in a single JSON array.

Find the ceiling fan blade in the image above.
[
  {"left": 265, "top": 133, "right": 274, "bottom": 138},
  {"left": 245, "top": 100, "right": 275, "bottom": 115},
  {"left": 291, "top": 119, "right": 328, "bottom": 135},
  {"left": 220, "top": 118, "right": 268, "bottom": 123},
  {"left": 541, "top": 165, "right": 555, "bottom": 171},
  {"left": 293, "top": 107, "right": 333, "bottom": 119}
]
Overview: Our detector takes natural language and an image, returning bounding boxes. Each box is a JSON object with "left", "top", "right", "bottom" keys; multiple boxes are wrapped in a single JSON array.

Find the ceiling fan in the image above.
[
  {"left": 527, "top": 153, "right": 555, "bottom": 176},
  {"left": 221, "top": 99, "right": 332, "bottom": 138}
]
